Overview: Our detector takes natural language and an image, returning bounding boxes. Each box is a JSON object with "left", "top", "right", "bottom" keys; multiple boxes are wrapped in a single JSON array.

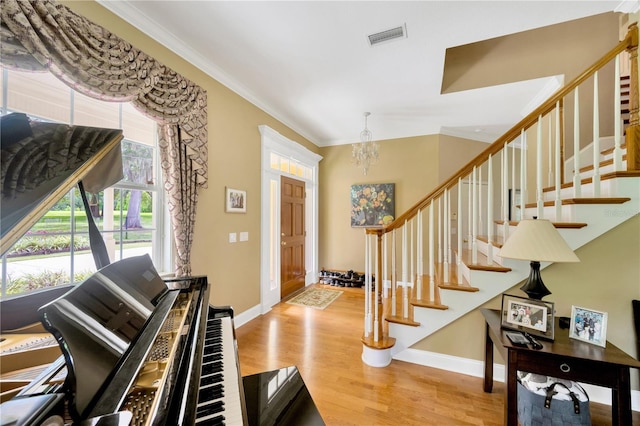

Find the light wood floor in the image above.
[{"left": 235, "top": 284, "right": 638, "bottom": 425}]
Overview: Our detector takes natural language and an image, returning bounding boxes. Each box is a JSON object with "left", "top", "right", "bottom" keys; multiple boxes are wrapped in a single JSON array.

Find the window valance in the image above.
[{"left": 1, "top": 0, "right": 208, "bottom": 276}]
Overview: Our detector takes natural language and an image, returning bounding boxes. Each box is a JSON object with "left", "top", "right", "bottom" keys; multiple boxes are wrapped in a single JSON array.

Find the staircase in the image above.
[{"left": 361, "top": 23, "right": 640, "bottom": 367}]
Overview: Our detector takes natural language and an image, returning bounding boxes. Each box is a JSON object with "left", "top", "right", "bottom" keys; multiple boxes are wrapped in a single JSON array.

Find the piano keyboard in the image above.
[{"left": 195, "top": 315, "right": 243, "bottom": 426}]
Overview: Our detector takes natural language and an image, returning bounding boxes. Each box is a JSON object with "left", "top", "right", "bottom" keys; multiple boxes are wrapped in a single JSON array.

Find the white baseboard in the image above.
[
  {"left": 394, "top": 348, "right": 640, "bottom": 411},
  {"left": 234, "top": 303, "right": 262, "bottom": 328}
]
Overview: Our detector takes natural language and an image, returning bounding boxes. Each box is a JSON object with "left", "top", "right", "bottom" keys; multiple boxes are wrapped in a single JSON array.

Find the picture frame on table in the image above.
[
  {"left": 500, "top": 293, "right": 555, "bottom": 340},
  {"left": 225, "top": 187, "right": 246, "bottom": 213},
  {"left": 569, "top": 305, "right": 608, "bottom": 347}
]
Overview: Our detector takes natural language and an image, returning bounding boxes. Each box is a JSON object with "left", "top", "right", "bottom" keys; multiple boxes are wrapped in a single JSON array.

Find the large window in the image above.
[{"left": 0, "top": 68, "right": 169, "bottom": 298}]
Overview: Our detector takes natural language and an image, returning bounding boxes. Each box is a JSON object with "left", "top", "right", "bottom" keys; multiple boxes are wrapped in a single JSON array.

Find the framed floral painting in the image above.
[{"left": 350, "top": 183, "right": 395, "bottom": 227}]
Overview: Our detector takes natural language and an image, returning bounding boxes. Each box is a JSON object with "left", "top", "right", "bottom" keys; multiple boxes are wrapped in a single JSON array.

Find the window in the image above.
[{"left": 1, "top": 68, "right": 169, "bottom": 298}]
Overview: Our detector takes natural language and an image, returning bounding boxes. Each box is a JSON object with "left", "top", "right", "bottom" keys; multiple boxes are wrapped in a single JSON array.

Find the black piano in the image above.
[{"left": 0, "top": 115, "right": 324, "bottom": 425}]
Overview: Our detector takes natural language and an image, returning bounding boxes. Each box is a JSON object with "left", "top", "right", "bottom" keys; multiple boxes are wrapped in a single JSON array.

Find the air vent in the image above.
[{"left": 368, "top": 24, "right": 407, "bottom": 46}]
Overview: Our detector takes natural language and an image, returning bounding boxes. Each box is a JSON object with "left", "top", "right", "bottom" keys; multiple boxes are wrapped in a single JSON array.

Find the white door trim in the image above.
[{"left": 259, "top": 126, "right": 322, "bottom": 313}]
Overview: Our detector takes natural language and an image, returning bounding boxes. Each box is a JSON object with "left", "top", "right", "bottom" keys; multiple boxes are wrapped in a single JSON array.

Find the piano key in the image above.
[{"left": 195, "top": 316, "right": 243, "bottom": 426}]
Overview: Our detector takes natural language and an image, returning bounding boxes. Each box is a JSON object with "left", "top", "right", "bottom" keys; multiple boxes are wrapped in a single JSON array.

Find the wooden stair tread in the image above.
[
  {"left": 362, "top": 334, "right": 396, "bottom": 349},
  {"left": 542, "top": 171, "right": 640, "bottom": 193},
  {"left": 457, "top": 249, "right": 511, "bottom": 272},
  {"left": 524, "top": 197, "right": 630, "bottom": 208},
  {"left": 477, "top": 235, "right": 504, "bottom": 248},
  {"left": 410, "top": 299, "right": 448, "bottom": 310},
  {"left": 385, "top": 315, "right": 421, "bottom": 326},
  {"left": 495, "top": 220, "right": 587, "bottom": 229}
]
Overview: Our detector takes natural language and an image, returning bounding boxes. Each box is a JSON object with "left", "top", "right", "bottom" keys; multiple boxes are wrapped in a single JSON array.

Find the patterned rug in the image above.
[{"left": 286, "top": 288, "right": 343, "bottom": 310}]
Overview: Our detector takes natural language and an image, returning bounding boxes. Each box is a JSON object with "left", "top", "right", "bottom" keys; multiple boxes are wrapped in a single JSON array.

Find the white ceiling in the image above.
[{"left": 99, "top": 1, "right": 637, "bottom": 147}]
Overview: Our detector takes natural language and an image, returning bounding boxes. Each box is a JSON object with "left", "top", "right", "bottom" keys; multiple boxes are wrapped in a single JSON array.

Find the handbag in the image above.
[{"left": 517, "top": 374, "right": 591, "bottom": 426}]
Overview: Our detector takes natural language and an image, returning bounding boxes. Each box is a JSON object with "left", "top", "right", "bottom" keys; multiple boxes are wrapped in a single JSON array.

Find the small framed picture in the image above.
[
  {"left": 569, "top": 305, "right": 608, "bottom": 347},
  {"left": 501, "top": 294, "right": 555, "bottom": 340},
  {"left": 225, "top": 187, "right": 246, "bottom": 213}
]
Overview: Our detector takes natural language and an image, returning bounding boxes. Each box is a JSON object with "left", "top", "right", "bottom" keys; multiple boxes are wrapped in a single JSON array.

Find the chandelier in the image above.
[{"left": 352, "top": 112, "right": 378, "bottom": 175}]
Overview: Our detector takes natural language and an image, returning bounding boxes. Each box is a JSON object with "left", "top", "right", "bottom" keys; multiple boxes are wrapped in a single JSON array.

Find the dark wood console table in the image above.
[{"left": 481, "top": 308, "right": 640, "bottom": 425}]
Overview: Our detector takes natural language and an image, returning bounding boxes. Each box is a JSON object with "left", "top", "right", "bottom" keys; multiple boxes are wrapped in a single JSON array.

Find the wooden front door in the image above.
[{"left": 281, "top": 176, "right": 305, "bottom": 299}]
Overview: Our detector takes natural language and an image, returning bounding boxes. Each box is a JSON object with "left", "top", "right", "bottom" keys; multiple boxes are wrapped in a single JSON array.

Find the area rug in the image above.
[{"left": 286, "top": 288, "right": 343, "bottom": 310}]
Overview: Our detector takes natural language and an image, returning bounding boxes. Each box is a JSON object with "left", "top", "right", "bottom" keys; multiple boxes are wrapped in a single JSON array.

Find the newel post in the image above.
[{"left": 626, "top": 23, "right": 640, "bottom": 171}]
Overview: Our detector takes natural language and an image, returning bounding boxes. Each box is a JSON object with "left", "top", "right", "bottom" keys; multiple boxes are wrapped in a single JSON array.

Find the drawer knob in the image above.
[{"left": 560, "top": 363, "right": 571, "bottom": 373}]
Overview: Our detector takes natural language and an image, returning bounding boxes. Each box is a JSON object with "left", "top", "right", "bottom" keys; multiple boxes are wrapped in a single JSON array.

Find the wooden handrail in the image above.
[{"left": 368, "top": 23, "right": 638, "bottom": 236}]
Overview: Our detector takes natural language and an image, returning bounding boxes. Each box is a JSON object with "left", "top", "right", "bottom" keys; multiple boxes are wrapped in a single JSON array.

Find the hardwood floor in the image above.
[{"left": 235, "top": 284, "right": 638, "bottom": 425}]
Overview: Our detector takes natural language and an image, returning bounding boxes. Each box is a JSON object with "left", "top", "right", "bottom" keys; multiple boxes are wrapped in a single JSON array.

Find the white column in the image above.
[
  {"left": 573, "top": 88, "right": 582, "bottom": 197},
  {"left": 593, "top": 71, "right": 601, "bottom": 197}
]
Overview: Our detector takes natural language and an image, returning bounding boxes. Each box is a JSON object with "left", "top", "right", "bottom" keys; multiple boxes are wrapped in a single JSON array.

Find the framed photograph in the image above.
[
  {"left": 225, "top": 187, "right": 246, "bottom": 213},
  {"left": 569, "top": 305, "right": 608, "bottom": 347},
  {"left": 500, "top": 294, "right": 555, "bottom": 340},
  {"left": 350, "top": 183, "right": 395, "bottom": 228}
]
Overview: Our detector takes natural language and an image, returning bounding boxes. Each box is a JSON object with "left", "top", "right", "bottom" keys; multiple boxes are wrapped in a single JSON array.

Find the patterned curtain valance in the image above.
[{"left": 0, "top": 0, "right": 208, "bottom": 276}]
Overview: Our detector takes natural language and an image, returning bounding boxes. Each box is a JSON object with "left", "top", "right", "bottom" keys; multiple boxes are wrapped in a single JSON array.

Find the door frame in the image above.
[{"left": 259, "top": 126, "right": 322, "bottom": 313}]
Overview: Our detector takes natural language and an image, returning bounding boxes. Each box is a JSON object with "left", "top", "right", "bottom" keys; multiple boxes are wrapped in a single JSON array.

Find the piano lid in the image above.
[
  {"left": 0, "top": 113, "right": 124, "bottom": 255},
  {"left": 38, "top": 254, "right": 169, "bottom": 420}
]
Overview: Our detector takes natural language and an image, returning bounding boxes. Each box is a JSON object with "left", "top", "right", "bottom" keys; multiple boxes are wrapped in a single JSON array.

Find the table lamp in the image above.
[{"left": 499, "top": 218, "right": 579, "bottom": 300}]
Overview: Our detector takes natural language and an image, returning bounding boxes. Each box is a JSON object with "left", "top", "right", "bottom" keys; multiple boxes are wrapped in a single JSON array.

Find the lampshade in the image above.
[
  {"left": 500, "top": 218, "right": 579, "bottom": 300},
  {"left": 500, "top": 219, "right": 580, "bottom": 263}
]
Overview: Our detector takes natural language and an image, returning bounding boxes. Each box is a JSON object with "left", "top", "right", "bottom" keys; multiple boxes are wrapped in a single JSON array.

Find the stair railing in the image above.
[{"left": 362, "top": 23, "right": 639, "bottom": 350}]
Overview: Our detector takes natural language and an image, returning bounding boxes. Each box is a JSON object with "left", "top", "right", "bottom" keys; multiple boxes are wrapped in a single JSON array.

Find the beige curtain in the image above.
[{"left": 0, "top": 0, "right": 208, "bottom": 276}]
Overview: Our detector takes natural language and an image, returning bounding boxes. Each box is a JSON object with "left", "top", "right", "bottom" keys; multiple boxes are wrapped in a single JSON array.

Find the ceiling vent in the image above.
[{"left": 367, "top": 24, "right": 407, "bottom": 46}]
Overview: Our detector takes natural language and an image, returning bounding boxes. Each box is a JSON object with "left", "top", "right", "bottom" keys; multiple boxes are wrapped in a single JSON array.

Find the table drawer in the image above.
[{"left": 516, "top": 351, "right": 619, "bottom": 387}]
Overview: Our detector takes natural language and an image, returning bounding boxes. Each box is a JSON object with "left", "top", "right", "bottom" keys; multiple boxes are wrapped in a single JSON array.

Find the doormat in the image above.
[{"left": 286, "top": 288, "right": 343, "bottom": 310}]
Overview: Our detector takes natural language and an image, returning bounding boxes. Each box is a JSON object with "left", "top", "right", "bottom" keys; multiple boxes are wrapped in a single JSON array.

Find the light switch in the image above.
[
  {"left": 229, "top": 232, "right": 237, "bottom": 243},
  {"left": 240, "top": 231, "right": 249, "bottom": 242}
]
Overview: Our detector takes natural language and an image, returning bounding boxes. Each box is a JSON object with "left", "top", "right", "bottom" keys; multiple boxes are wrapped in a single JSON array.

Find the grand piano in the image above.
[{"left": 0, "top": 114, "right": 324, "bottom": 425}]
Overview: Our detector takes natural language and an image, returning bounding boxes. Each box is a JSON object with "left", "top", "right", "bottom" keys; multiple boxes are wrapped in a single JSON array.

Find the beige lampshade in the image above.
[{"left": 500, "top": 219, "right": 580, "bottom": 263}]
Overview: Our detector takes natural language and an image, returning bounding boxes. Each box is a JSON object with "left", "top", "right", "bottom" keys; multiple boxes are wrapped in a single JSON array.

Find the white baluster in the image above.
[
  {"left": 467, "top": 177, "right": 472, "bottom": 250},
  {"left": 512, "top": 139, "right": 516, "bottom": 221},
  {"left": 429, "top": 202, "right": 435, "bottom": 301},
  {"left": 487, "top": 154, "right": 494, "bottom": 264},
  {"left": 472, "top": 166, "right": 478, "bottom": 264},
  {"left": 536, "top": 116, "right": 544, "bottom": 219},
  {"left": 593, "top": 71, "right": 601, "bottom": 197},
  {"left": 457, "top": 179, "right": 463, "bottom": 284},
  {"left": 364, "top": 231, "right": 370, "bottom": 337},
  {"left": 614, "top": 54, "right": 623, "bottom": 171},
  {"left": 383, "top": 232, "right": 388, "bottom": 299},
  {"left": 444, "top": 189, "right": 450, "bottom": 282},
  {"left": 502, "top": 143, "right": 509, "bottom": 240},
  {"left": 417, "top": 209, "right": 423, "bottom": 300},
  {"left": 374, "top": 234, "right": 379, "bottom": 342},
  {"left": 437, "top": 198, "right": 442, "bottom": 264},
  {"left": 520, "top": 129, "right": 527, "bottom": 218},
  {"left": 402, "top": 221, "right": 408, "bottom": 319},
  {"left": 391, "top": 229, "right": 397, "bottom": 317},
  {"left": 555, "top": 102, "right": 562, "bottom": 221},
  {"left": 410, "top": 218, "right": 414, "bottom": 291},
  {"left": 548, "top": 116, "right": 553, "bottom": 188},
  {"left": 478, "top": 166, "right": 483, "bottom": 235},
  {"left": 573, "top": 88, "right": 582, "bottom": 197}
]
